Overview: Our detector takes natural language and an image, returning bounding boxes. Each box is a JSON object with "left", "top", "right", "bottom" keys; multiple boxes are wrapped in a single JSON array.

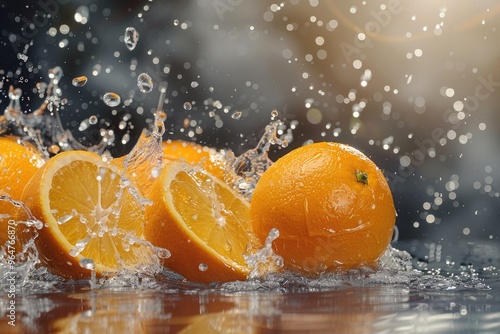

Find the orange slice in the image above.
[
  {"left": 20, "top": 150, "right": 152, "bottom": 279},
  {"left": 144, "top": 160, "right": 257, "bottom": 283}
]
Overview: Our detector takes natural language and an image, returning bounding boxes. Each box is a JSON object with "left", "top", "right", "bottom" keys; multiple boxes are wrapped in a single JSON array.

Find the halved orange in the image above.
[
  {"left": 144, "top": 160, "right": 258, "bottom": 283},
  {"left": 0, "top": 136, "right": 45, "bottom": 252},
  {"left": 20, "top": 150, "right": 153, "bottom": 279}
]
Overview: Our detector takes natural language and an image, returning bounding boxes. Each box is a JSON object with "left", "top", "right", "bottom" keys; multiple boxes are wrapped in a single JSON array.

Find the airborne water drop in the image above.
[
  {"left": 231, "top": 111, "right": 242, "bottom": 120},
  {"left": 103, "top": 92, "right": 121, "bottom": 107},
  {"left": 137, "top": 73, "right": 153, "bottom": 93},
  {"left": 89, "top": 115, "right": 98, "bottom": 125},
  {"left": 124, "top": 27, "right": 139, "bottom": 51},
  {"left": 72, "top": 76, "right": 88, "bottom": 87}
]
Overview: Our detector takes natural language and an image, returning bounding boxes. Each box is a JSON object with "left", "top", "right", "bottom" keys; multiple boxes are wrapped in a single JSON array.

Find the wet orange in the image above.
[
  {"left": 0, "top": 136, "right": 45, "bottom": 249},
  {"left": 20, "top": 150, "right": 153, "bottom": 279},
  {"left": 250, "top": 142, "right": 396, "bottom": 275},
  {"left": 144, "top": 160, "right": 257, "bottom": 283}
]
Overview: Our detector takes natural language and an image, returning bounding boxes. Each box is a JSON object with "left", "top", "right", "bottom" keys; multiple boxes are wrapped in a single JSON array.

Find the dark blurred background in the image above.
[{"left": 1, "top": 0, "right": 499, "bottom": 242}]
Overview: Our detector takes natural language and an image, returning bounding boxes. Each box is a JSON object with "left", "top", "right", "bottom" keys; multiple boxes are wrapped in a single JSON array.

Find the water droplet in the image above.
[
  {"left": 198, "top": 263, "right": 208, "bottom": 271},
  {"left": 137, "top": 73, "right": 153, "bottom": 93},
  {"left": 121, "top": 133, "right": 130, "bottom": 145},
  {"left": 124, "top": 27, "right": 139, "bottom": 51},
  {"left": 173, "top": 19, "right": 180, "bottom": 26},
  {"left": 153, "top": 110, "right": 166, "bottom": 137},
  {"left": 57, "top": 213, "right": 74, "bottom": 225},
  {"left": 48, "top": 66, "right": 63, "bottom": 83},
  {"left": 183, "top": 102, "right": 192, "bottom": 111},
  {"left": 154, "top": 110, "right": 167, "bottom": 122},
  {"left": 17, "top": 53, "right": 28, "bottom": 62},
  {"left": 69, "top": 237, "right": 90, "bottom": 257},
  {"left": 271, "top": 109, "right": 279, "bottom": 119},
  {"left": 79, "top": 258, "right": 95, "bottom": 270},
  {"left": 151, "top": 167, "right": 160, "bottom": 178},
  {"left": 72, "top": 76, "right": 88, "bottom": 87},
  {"left": 103, "top": 92, "right": 121, "bottom": 107},
  {"left": 49, "top": 145, "right": 61, "bottom": 154},
  {"left": 89, "top": 115, "right": 98, "bottom": 125},
  {"left": 231, "top": 111, "right": 242, "bottom": 120},
  {"left": 156, "top": 248, "right": 171, "bottom": 259},
  {"left": 9, "top": 90, "right": 23, "bottom": 104},
  {"left": 79, "top": 120, "right": 89, "bottom": 131}
]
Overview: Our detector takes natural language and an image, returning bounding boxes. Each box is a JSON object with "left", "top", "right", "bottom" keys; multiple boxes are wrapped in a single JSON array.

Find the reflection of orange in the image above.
[
  {"left": 22, "top": 287, "right": 392, "bottom": 333},
  {"left": 0, "top": 136, "right": 44, "bottom": 250},
  {"left": 178, "top": 310, "right": 254, "bottom": 334},
  {"left": 52, "top": 310, "right": 147, "bottom": 334},
  {"left": 251, "top": 142, "right": 396, "bottom": 275},
  {"left": 51, "top": 290, "right": 243, "bottom": 334},
  {"left": 0, "top": 317, "right": 20, "bottom": 334},
  {"left": 20, "top": 150, "right": 152, "bottom": 279},
  {"left": 162, "top": 140, "right": 226, "bottom": 180}
]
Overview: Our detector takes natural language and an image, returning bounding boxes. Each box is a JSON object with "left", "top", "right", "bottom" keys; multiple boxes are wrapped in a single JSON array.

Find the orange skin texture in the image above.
[
  {"left": 250, "top": 142, "right": 396, "bottom": 275},
  {"left": 0, "top": 136, "right": 44, "bottom": 251}
]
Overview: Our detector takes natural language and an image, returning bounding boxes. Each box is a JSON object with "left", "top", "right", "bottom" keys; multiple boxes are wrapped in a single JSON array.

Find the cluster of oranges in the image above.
[{"left": 0, "top": 134, "right": 396, "bottom": 283}]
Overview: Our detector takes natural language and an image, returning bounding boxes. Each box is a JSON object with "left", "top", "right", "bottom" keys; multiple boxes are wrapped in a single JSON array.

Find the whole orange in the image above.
[{"left": 250, "top": 142, "right": 396, "bottom": 275}]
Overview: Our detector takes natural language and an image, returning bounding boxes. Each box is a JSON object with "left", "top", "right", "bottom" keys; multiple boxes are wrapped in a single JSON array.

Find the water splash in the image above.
[
  {"left": 1, "top": 67, "right": 113, "bottom": 156},
  {"left": 79, "top": 258, "right": 97, "bottom": 288},
  {"left": 244, "top": 228, "right": 284, "bottom": 279},
  {"left": 225, "top": 117, "right": 292, "bottom": 200},
  {"left": 116, "top": 85, "right": 167, "bottom": 201}
]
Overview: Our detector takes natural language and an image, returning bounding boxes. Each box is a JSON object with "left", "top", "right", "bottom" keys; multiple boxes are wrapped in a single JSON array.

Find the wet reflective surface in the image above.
[{"left": 2, "top": 240, "right": 499, "bottom": 333}]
